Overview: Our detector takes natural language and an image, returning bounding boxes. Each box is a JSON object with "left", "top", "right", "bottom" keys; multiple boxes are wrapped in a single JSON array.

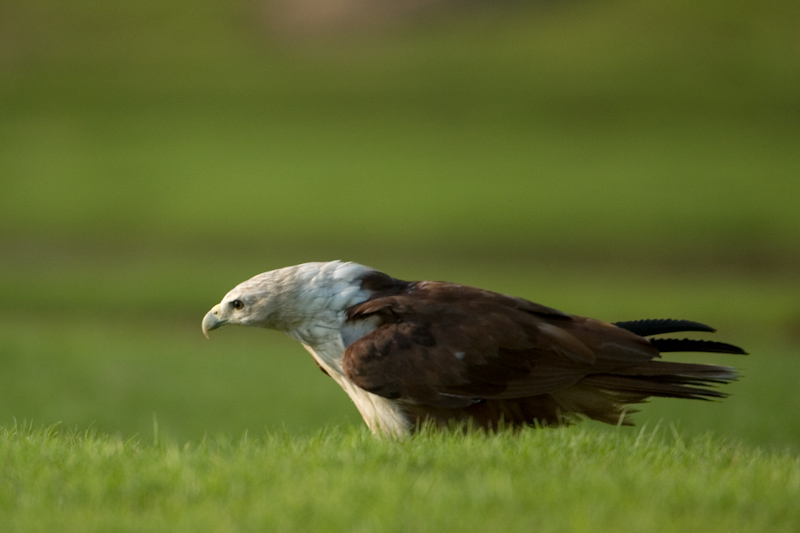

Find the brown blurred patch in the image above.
[
  {"left": 259, "top": 0, "right": 485, "bottom": 41},
  {"left": 781, "top": 315, "right": 800, "bottom": 347}
]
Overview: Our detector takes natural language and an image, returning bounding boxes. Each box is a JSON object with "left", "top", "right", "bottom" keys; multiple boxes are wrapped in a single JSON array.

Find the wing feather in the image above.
[
  {"left": 341, "top": 282, "right": 658, "bottom": 407},
  {"left": 613, "top": 319, "right": 716, "bottom": 336}
]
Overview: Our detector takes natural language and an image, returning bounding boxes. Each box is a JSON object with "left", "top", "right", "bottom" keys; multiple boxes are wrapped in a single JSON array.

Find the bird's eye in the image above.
[{"left": 230, "top": 299, "right": 244, "bottom": 310}]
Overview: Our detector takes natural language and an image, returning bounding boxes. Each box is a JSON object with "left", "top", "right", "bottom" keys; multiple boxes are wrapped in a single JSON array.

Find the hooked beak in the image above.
[{"left": 202, "top": 305, "right": 224, "bottom": 339}]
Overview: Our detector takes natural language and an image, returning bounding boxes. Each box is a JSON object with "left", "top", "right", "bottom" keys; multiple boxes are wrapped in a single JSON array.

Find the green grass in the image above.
[{"left": 2, "top": 424, "right": 799, "bottom": 533}]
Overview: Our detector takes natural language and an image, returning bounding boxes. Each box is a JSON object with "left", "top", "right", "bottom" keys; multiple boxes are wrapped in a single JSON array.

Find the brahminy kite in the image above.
[{"left": 202, "top": 261, "right": 744, "bottom": 436}]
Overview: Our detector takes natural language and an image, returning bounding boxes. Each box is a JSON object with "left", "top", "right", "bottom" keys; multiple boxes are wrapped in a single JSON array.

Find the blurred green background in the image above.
[{"left": 1, "top": 0, "right": 798, "bottom": 449}]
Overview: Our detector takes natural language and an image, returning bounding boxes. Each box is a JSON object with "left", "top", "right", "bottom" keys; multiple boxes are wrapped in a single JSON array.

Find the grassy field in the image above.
[
  {"left": 1, "top": 0, "right": 799, "bottom": 530},
  {"left": 2, "top": 425, "right": 799, "bottom": 533}
]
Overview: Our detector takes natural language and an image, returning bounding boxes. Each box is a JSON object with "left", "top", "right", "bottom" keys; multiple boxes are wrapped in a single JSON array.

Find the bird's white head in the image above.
[{"left": 202, "top": 261, "right": 372, "bottom": 343}]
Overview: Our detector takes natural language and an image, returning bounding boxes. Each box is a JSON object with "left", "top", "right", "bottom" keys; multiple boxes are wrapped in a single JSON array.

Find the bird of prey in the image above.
[{"left": 202, "top": 261, "right": 745, "bottom": 437}]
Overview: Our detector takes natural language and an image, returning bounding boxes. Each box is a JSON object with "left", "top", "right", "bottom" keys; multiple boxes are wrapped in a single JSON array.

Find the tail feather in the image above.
[
  {"left": 574, "top": 319, "right": 744, "bottom": 423},
  {"left": 649, "top": 338, "right": 748, "bottom": 355},
  {"left": 611, "top": 361, "right": 739, "bottom": 383},
  {"left": 581, "top": 374, "right": 730, "bottom": 401}
]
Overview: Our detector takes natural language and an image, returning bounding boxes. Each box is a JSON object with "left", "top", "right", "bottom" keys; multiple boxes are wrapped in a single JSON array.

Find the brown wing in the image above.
[{"left": 341, "top": 281, "right": 659, "bottom": 410}]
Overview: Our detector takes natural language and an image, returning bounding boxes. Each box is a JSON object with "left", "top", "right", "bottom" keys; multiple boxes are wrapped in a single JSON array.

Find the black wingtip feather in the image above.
[
  {"left": 649, "top": 338, "right": 748, "bottom": 355},
  {"left": 614, "top": 319, "right": 717, "bottom": 337}
]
